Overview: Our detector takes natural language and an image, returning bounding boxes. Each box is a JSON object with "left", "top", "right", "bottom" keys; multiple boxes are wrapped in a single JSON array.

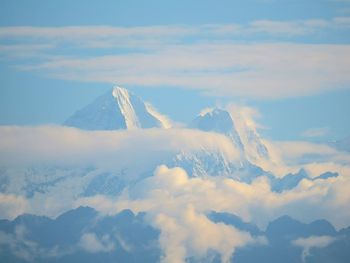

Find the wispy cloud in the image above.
[
  {"left": 0, "top": 193, "right": 29, "bottom": 220},
  {"left": 79, "top": 233, "right": 115, "bottom": 253},
  {"left": 0, "top": 17, "right": 348, "bottom": 42},
  {"left": 0, "top": 18, "right": 350, "bottom": 99},
  {"left": 302, "top": 127, "right": 330, "bottom": 138},
  {"left": 292, "top": 235, "right": 336, "bottom": 262},
  {"left": 12, "top": 43, "right": 350, "bottom": 99}
]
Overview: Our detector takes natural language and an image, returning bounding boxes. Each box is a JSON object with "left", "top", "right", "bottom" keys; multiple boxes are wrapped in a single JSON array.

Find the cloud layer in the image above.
[
  {"left": 1, "top": 17, "right": 350, "bottom": 99},
  {"left": 0, "top": 125, "right": 240, "bottom": 168},
  {"left": 77, "top": 164, "right": 350, "bottom": 262},
  {"left": 0, "top": 123, "right": 350, "bottom": 262}
]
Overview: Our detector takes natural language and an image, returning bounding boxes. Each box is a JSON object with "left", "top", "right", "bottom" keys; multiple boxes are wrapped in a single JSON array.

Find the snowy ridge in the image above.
[{"left": 112, "top": 86, "right": 141, "bottom": 129}]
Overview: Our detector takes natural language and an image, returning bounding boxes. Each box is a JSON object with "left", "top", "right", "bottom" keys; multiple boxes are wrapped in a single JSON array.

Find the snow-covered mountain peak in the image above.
[
  {"left": 64, "top": 86, "right": 170, "bottom": 130},
  {"left": 191, "top": 108, "right": 235, "bottom": 134},
  {"left": 191, "top": 107, "right": 245, "bottom": 155},
  {"left": 191, "top": 106, "right": 271, "bottom": 165},
  {"left": 228, "top": 108, "right": 270, "bottom": 162}
]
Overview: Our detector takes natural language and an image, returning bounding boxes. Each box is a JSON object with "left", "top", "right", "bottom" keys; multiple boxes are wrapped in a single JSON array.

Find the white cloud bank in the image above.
[
  {"left": 78, "top": 165, "right": 268, "bottom": 263},
  {"left": 77, "top": 164, "right": 348, "bottom": 226},
  {"left": 0, "top": 125, "right": 241, "bottom": 218},
  {"left": 0, "top": 125, "right": 240, "bottom": 169},
  {"left": 76, "top": 164, "right": 350, "bottom": 262},
  {"left": 0, "top": 123, "right": 350, "bottom": 262}
]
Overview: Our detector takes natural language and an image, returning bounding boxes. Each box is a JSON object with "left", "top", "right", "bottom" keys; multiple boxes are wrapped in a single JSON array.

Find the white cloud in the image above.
[
  {"left": 79, "top": 233, "right": 115, "bottom": 253},
  {"left": 0, "top": 193, "right": 29, "bottom": 220},
  {"left": 0, "top": 17, "right": 346, "bottom": 42},
  {"left": 0, "top": 125, "right": 240, "bottom": 169},
  {"left": 269, "top": 140, "right": 350, "bottom": 167},
  {"left": 0, "top": 44, "right": 54, "bottom": 58},
  {"left": 77, "top": 165, "right": 269, "bottom": 262},
  {"left": 1, "top": 123, "right": 350, "bottom": 261},
  {"left": 78, "top": 162, "right": 350, "bottom": 229},
  {"left": 254, "top": 139, "right": 350, "bottom": 178},
  {"left": 0, "top": 225, "right": 75, "bottom": 261},
  {"left": 154, "top": 205, "right": 257, "bottom": 263},
  {"left": 0, "top": 25, "right": 195, "bottom": 46},
  {"left": 0, "top": 125, "right": 241, "bottom": 218},
  {"left": 292, "top": 235, "right": 336, "bottom": 262},
  {"left": 302, "top": 127, "right": 330, "bottom": 138},
  {"left": 248, "top": 19, "right": 329, "bottom": 35},
  {"left": 14, "top": 43, "right": 349, "bottom": 99},
  {"left": 0, "top": 225, "right": 38, "bottom": 262},
  {"left": 1, "top": 119, "right": 349, "bottom": 229},
  {"left": 1, "top": 19, "right": 350, "bottom": 99},
  {"left": 145, "top": 103, "right": 173, "bottom": 129}
]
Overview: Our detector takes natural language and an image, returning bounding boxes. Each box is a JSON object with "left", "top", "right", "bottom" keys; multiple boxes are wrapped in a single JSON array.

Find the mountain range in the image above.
[
  {"left": 1, "top": 206, "right": 349, "bottom": 263},
  {"left": 0, "top": 86, "right": 348, "bottom": 263},
  {"left": 0, "top": 86, "right": 338, "bottom": 202}
]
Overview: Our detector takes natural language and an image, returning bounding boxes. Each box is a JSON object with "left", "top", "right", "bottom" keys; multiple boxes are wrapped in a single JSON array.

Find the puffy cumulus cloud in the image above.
[
  {"left": 0, "top": 125, "right": 243, "bottom": 219},
  {"left": 77, "top": 166, "right": 268, "bottom": 263},
  {"left": 154, "top": 206, "right": 256, "bottom": 263},
  {"left": 1, "top": 116, "right": 350, "bottom": 261},
  {"left": 0, "top": 125, "right": 240, "bottom": 169},
  {"left": 292, "top": 235, "right": 336, "bottom": 261},
  {"left": 79, "top": 233, "right": 115, "bottom": 253},
  {"left": 0, "top": 193, "right": 29, "bottom": 220},
  {"left": 78, "top": 164, "right": 350, "bottom": 230}
]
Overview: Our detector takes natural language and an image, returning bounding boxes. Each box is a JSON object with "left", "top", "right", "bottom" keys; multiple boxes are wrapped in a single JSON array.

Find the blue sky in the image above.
[{"left": 1, "top": 0, "right": 350, "bottom": 141}]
